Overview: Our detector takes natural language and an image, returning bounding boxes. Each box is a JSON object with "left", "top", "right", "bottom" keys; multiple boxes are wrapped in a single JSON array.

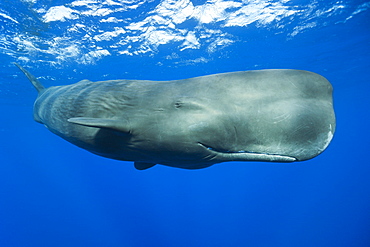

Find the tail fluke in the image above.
[{"left": 14, "top": 63, "right": 45, "bottom": 93}]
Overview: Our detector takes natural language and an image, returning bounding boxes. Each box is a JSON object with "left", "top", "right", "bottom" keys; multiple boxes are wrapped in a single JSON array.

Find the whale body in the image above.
[{"left": 16, "top": 64, "right": 335, "bottom": 170}]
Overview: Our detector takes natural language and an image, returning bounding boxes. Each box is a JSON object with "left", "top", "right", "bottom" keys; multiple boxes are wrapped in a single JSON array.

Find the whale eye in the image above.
[
  {"left": 174, "top": 101, "right": 183, "bottom": 108},
  {"left": 173, "top": 97, "right": 204, "bottom": 110}
]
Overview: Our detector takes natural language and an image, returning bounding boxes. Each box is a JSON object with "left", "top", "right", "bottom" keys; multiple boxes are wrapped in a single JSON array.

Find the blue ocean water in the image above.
[{"left": 0, "top": 0, "right": 369, "bottom": 246}]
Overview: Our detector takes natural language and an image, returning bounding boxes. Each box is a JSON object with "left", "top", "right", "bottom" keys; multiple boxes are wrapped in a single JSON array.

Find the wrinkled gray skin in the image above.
[{"left": 16, "top": 64, "right": 335, "bottom": 170}]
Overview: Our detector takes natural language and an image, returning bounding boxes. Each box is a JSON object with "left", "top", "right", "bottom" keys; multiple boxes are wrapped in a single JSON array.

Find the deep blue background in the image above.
[{"left": 1, "top": 1, "right": 369, "bottom": 246}]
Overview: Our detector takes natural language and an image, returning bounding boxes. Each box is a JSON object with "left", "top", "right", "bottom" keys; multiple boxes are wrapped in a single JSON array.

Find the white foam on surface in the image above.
[{"left": 0, "top": 0, "right": 366, "bottom": 65}]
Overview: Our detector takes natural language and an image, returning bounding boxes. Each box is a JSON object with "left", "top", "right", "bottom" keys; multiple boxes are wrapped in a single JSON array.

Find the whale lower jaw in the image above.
[{"left": 198, "top": 143, "right": 297, "bottom": 162}]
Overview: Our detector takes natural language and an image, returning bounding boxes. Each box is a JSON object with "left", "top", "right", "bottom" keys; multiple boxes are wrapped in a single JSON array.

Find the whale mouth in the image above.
[{"left": 197, "top": 142, "right": 297, "bottom": 162}]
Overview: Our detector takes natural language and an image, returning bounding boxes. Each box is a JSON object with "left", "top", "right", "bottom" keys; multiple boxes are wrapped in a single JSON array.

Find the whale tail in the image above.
[{"left": 14, "top": 63, "right": 45, "bottom": 94}]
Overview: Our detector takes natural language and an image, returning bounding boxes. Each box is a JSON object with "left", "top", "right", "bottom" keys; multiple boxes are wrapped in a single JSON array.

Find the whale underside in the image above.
[{"left": 16, "top": 63, "right": 335, "bottom": 170}]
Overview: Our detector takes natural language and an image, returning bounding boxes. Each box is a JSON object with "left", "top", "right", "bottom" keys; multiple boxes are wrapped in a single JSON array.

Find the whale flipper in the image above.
[
  {"left": 68, "top": 117, "right": 130, "bottom": 134},
  {"left": 134, "top": 162, "right": 156, "bottom": 170}
]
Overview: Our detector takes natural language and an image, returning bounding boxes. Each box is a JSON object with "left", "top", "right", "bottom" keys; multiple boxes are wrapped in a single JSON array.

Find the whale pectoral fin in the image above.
[
  {"left": 134, "top": 162, "right": 156, "bottom": 170},
  {"left": 68, "top": 117, "right": 130, "bottom": 134}
]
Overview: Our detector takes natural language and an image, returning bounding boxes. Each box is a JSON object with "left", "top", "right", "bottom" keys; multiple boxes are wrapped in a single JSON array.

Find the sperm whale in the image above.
[{"left": 16, "top": 63, "right": 335, "bottom": 170}]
